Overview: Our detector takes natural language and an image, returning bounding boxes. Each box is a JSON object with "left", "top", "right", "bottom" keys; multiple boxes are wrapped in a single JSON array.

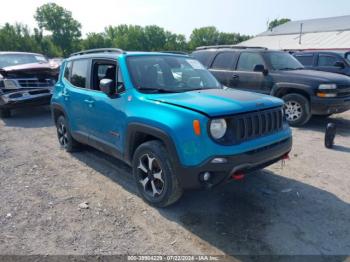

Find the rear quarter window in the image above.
[
  {"left": 70, "top": 59, "right": 89, "bottom": 88},
  {"left": 64, "top": 62, "right": 71, "bottom": 80}
]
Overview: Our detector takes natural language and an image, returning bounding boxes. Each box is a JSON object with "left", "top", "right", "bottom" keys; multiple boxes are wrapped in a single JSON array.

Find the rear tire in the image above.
[
  {"left": 283, "top": 93, "right": 311, "bottom": 126},
  {"left": 0, "top": 109, "right": 11, "bottom": 118},
  {"left": 56, "top": 115, "right": 80, "bottom": 152},
  {"left": 132, "top": 140, "right": 183, "bottom": 207}
]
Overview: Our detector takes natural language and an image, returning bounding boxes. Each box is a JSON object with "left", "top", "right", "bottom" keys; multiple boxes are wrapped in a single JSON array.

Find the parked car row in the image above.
[
  {"left": 192, "top": 46, "right": 350, "bottom": 126},
  {"left": 1, "top": 47, "right": 349, "bottom": 207},
  {"left": 293, "top": 50, "right": 350, "bottom": 76}
]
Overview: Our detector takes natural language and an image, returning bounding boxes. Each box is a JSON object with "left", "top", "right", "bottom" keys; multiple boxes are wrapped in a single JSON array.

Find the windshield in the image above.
[
  {"left": 0, "top": 54, "right": 48, "bottom": 68},
  {"left": 127, "top": 55, "right": 221, "bottom": 92},
  {"left": 265, "top": 52, "right": 304, "bottom": 70}
]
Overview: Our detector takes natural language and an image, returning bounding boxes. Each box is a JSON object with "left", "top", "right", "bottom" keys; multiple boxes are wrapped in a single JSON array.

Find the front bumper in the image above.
[
  {"left": 176, "top": 137, "right": 292, "bottom": 189},
  {"left": 0, "top": 88, "right": 52, "bottom": 109},
  {"left": 311, "top": 96, "right": 350, "bottom": 115}
]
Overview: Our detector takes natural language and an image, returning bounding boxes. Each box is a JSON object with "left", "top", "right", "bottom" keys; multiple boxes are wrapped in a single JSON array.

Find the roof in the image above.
[
  {"left": 239, "top": 31, "right": 350, "bottom": 50},
  {"left": 66, "top": 51, "right": 188, "bottom": 61},
  {"left": 261, "top": 15, "right": 350, "bottom": 36},
  {"left": 239, "top": 15, "right": 350, "bottom": 51}
]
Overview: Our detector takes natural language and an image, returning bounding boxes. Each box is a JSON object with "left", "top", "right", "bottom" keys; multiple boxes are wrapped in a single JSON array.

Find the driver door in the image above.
[{"left": 87, "top": 59, "right": 127, "bottom": 155}]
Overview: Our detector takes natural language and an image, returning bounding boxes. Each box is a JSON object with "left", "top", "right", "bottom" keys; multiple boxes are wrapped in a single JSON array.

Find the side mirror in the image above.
[
  {"left": 254, "top": 64, "right": 268, "bottom": 75},
  {"left": 334, "top": 61, "right": 345, "bottom": 68},
  {"left": 99, "top": 78, "right": 116, "bottom": 96}
]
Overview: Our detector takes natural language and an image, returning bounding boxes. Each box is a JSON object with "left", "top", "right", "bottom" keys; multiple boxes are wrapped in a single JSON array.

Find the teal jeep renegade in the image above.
[{"left": 51, "top": 48, "right": 292, "bottom": 207}]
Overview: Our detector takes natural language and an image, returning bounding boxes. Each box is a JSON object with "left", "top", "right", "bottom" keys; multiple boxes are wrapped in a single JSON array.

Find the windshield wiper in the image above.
[
  {"left": 278, "top": 67, "right": 297, "bottom": 70},
  {"left": 278, "top": 67, "right": 304, "bottom": 70},
  {"left": 138, "top": 87, "right": 180, "bottom": 93}
]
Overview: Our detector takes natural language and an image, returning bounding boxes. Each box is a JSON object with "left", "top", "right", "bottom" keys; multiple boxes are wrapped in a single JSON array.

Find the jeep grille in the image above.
[{"left": 216, "top": 107, "right": 284, "bottom": 145}]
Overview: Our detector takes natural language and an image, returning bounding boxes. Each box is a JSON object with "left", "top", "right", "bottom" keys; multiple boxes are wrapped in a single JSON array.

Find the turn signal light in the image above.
[
  {"left": 317, "top": 92, "right": 336, "bottom": 98},
  {"left": 193, "top": 120, "right": 201, "bottom": 136}
]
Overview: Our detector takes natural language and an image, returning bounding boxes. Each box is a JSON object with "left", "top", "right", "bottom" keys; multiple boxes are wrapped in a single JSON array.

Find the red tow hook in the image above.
[
  {"left": 232, "top": 171, "right": 245, "bottom": 181},
  {"left": 282, "top": 153, "right": 290, "bottom": 160}
]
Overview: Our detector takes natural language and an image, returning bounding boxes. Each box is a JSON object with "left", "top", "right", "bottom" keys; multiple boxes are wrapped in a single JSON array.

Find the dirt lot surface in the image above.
[{"left": 0, "top": 107, "right": 350, "bottom": 257}]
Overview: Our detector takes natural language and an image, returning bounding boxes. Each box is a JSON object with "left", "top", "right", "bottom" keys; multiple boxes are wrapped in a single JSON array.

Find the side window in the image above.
[
  {"left": 294, "top": 54, "right": 314, "bottom": 66},
  {"left": 117, "top": 68, "right": 125, "bottom": 92},
  {"left": 64, "top": 61, "right": 71, "bottom": 80},
  {"left": 318, "top": 55, "right": 338, "bottom": 67},
  {"left": 191, "top": 51, "right": 215, "bottom": 68},
  {"left": 211, "top": 52, "right": 235, "bottom": 70},
  {"left": 92, "top": 60, "right": 116, "bottom": 91},
  {"left": 70, "top": 59, "right": 89, "bottom": 88},
  {"left": 237, "top": 53, "right": 265, "bottom": 71}
]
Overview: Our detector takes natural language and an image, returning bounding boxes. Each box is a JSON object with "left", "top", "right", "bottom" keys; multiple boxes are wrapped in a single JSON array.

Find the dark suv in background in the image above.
[
  {"left": 293, "top": 50, "right": 350, "bottom": 76},
  {"left": 192, "top": 46, "right": 350, "bottom": 126}
]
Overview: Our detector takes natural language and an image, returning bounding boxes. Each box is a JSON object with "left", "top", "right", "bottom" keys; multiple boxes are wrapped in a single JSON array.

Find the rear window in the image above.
[
  {"left": 294, "top": 54, "right": 314, "bottom": 66},
  {"left": 70, "top": 59, "right": 89, "bottom": 88}
]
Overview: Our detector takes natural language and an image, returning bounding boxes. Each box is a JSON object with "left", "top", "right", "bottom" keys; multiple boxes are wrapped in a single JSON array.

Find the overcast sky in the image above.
[{"left": 1, "top": 0, "right": 350, "bottom": 38}]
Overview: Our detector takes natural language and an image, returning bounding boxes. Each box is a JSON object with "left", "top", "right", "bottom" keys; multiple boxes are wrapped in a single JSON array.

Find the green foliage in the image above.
[
  {"left": 0, "top": 3, "right": 252, "bottom": 57},
  {"left": 164, "top": 32, "right": 187, "bottom": 51},
  {"left": 82, "top": 33, "right": 111, "bottom": 50},
  {"left": 0, "top": 23, "right": 39, "bottom": 52},
  {"left": 189, "top": 26, "right": 251, "bottom": 50},
  {"left": 268, "top": 18, "right": 291, "bottom": 30},
  {"left": 34, "top": 3, "right": 82, "bottom": 56}
]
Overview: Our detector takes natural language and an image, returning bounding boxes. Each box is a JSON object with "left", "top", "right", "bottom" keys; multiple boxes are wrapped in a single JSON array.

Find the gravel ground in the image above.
[{"left": 0, "top": 107, "right": 350, "bottom": 257}]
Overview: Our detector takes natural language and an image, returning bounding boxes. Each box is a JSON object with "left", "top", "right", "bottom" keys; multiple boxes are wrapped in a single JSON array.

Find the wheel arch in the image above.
[
  {"left": 271, "top": 83, "right": 312, "bottom": 101},
  {"left": 124, "top": 123, "right": 180, "bottom": 166},
  {"left": 51, "top": 103, "right": 68, "bottom": 124}
]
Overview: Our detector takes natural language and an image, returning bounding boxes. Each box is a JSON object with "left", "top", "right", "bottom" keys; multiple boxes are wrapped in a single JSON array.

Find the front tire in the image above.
[
  {"left": 132, "top": 140, "right": 183, "bottom": 207},
  {"left": 56, "top": 115, "right": 80, "bottom": 152},
  {"left": 0, "top": 109, "right": 11, "bottom": 118},
  {"left": 283, "top": 93, "right": 311, "bottom": 126}
]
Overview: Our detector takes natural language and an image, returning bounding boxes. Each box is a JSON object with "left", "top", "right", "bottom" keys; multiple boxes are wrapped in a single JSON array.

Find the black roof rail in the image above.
[
  {"left": 70, "top": 48, "right": 125, "bottom": 57},
  {"left": 195, "top": 45, "right": 268, "bottom": 51},
  {"left": 160, "top": 51, "right": 189, "bottom": 55}
]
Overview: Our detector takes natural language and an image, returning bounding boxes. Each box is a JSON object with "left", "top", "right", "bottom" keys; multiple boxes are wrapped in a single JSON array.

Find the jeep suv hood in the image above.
[{"left": 148, "top": 88, "right": 283, "bottom": 117}]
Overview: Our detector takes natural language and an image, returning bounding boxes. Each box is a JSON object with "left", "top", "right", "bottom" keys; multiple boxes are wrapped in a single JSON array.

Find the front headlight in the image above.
[
  {"left": 210, "top": 118, "right": 227, "bottom": 139},
  {"left": 4, "top": 79, "right": 18, "bottom": 89},
  {"left": 319, "top": 84, "right": 337, "bottom": 90}
]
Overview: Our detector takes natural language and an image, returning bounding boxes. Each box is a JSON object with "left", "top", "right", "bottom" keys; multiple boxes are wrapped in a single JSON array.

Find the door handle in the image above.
[
  {"left": 84, "top": 99, "right": 94, "bottom": 104},
  {"left": 232, "top": 74, "right": 239, "bottom": 79},
  {"left": 62, "top": 91, "right": 70, "bottom": 97},
  {"left": 84, "top": 99, "right": 95, "bottom": 107}
]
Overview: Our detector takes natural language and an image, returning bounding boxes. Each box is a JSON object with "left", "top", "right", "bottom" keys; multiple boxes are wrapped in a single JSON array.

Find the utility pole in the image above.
[{"left": 299, "top": 23, "right": 303, "bottom": 45}]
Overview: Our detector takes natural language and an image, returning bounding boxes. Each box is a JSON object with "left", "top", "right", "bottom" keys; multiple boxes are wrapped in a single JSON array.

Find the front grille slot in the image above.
[
  {"left": 222, "top": 107, "right": 284, "bottom": 145},
  {"left": 29, "top": 89, "right": 50, "bottom": 95},
  {"left": 18, "top": 79, "right": 53, "bottom": 88}
]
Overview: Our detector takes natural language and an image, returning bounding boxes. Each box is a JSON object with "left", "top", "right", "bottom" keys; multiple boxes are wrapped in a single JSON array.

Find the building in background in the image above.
[{"left": 239, "top": 15, "right": 350, "bottom": 51}]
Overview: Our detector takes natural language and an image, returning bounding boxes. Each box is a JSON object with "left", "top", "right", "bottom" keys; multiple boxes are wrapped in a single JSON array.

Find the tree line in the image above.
[{"left": 0, "top": 3, "right": 252, "bottom": 57}]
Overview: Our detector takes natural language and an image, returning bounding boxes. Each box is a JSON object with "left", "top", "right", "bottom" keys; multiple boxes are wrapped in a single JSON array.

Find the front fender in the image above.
[{"left": 271, "top": 82, "right": 313, "bottom": 97}]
